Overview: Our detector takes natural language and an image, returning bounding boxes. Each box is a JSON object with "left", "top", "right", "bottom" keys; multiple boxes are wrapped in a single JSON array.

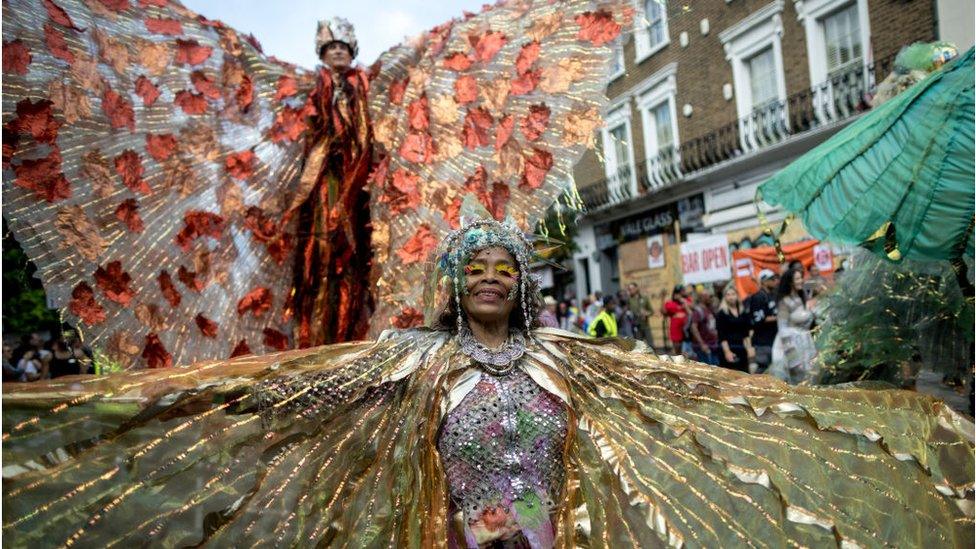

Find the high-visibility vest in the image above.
[{"left": 587, "top": 310, "right": 618, "bottom": 337}]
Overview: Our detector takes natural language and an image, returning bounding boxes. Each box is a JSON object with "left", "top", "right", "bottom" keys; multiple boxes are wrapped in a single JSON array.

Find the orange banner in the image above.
[{"left": 732, "top": 240, "right": 834, "bottom": 298}]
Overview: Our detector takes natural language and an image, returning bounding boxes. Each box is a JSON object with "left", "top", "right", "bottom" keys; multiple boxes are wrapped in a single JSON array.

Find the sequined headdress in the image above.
[
  {"left": 316, "top": 17, "right": 358, "bottom": 58},
  {"left": 432, "top": 216, "right": 542, "bottom": 332}
]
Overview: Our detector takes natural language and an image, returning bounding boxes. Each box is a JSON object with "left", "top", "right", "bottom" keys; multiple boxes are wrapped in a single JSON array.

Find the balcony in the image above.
[{"left": 580, "top": 54, "right": 897, "bottom": 212}]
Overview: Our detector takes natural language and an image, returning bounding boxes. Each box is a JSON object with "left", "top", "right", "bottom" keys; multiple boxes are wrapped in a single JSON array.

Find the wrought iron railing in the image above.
[{"left": 580, "top": 53, "right": 898, "bottom": 211}]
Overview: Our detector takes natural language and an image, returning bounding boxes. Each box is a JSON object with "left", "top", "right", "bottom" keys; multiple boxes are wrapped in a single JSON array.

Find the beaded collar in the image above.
[{"left": 457, "top": 325, "right": 526, "bottom": 376}]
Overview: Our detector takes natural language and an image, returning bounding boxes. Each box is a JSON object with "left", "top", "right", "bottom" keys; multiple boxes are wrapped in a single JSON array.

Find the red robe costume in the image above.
[{"left": 292, "top": 66, "right": 373, "bottom": 346}]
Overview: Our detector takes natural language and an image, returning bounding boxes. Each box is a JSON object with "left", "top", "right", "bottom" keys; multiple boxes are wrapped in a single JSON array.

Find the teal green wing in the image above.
[{"left": 758, "top": 48, "right": 974, "bottom": 263}]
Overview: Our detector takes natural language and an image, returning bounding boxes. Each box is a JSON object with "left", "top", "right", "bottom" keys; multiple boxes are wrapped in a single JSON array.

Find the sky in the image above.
[{"left": 181, "top": 0, "right": 489, "bottom": 69}]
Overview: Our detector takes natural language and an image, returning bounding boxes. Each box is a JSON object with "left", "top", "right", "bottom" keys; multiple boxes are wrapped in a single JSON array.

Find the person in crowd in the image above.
[
  {"left": 584, "top": 292, "right": 603, "bottom": 324},
  {"left": 689, "top": 285, "right": 719, "bottom": 365},
  {"left": 745, "top": 270, "right": 779, "bottom": 373},
  {"left": 12, "top": 333, "right": 45, "bottom": 371},
  {"left": 768, "top": 267, "right": 819, "bottom": 384},
  {"left": 49, "top": 338, "right": 85, "bottom": 379},
  {"left": 3, "top": 343, "right": 26, "bottom": 382},
  {"left": 63, "top": 332, "right": 96, "bottom": 374},
  {"left": 566, "top": 299, "right": 585, "bottom": 334},
  {"left": 788, "top": 259, "right": 804, "bottom": 275},
  {"left": 627, "top": 282, "right": 655, "bottom": 349},
  {"left": 679, "top": 285, "right": 696, "bottom": 356},
  {"left": 587, "top": 296, "right": 618, "bottom": 338},
  {"left": 716, "top": 286, "right": 754, "bottom": 372},
  {"left": 578, "top": 297, "right": 592, "bottom": 331},
  {"left": 16, "top": 349, "right": 43, "bottom": 382},
  {"left": 804, "top": 264, "right": 830, "bottom": 299},
  {"left": 556, "top": 301, "right": 569, "bottom": 330},
  {"left": 662, "top": 285, "right": 692, "bottom": 355},
  {"left": 539, "top": 296, "right": 559, "bottom": 328},
  {"left": 33, "top": 333, "right": 52, "bottom": 378},
  {"left": 615, "top": 296, "right": 635, "bottom": 339}
]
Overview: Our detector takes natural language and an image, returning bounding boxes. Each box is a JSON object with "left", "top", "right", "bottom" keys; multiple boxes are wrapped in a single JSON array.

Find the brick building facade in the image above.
[{"left": 568, "top": 0, "right": 971, "bottom": 344}]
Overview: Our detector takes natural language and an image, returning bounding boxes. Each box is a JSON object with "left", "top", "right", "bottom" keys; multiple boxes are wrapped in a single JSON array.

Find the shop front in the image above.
[{"left": 571, "top": 195, "right": 704, "bottom": 347}]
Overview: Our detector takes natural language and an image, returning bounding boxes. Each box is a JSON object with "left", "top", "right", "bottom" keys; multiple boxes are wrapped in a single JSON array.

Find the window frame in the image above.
[
  {"left": 599, "top": 103, "right": 638, "bottom": 199},
  {"left": 719, "top": 0, "right": 789, "bottom": 120},
  {"left": 794, "top": 0, "right": 872, "bottom": 87},
  {"left": 634, "top": 0, "right": 670, "bottom": 63},
  {"left": 634, "top": 63, "right": 680, "bottom": 161},
  {"left": 608, "top": 38, "right": 626, "bottom": 81},
  {"left": 821, "top": 3, "right": 863, "bottom": 75},
  {"left": 746, "top": 46, "right": 779, "bottom": 109}
]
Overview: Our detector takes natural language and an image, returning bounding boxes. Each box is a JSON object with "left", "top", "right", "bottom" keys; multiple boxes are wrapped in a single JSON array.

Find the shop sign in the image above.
[
  {"left": 646, "top": 235, "right": 666, "bottom": 269},
  {"left": 620, "top": 209, "right": 674, "bottom": 240},
  {"left": 607, "top": 195, "right": 705, "bottom": 243},
  {"left": 813, "top": 244, "right": 833, "bottom": 271},
  {"left": 680, "top": 234, "right": 731, "bottom": 284},
  {"left": 734, "top": 257, "right": 753, "bottom": 277}
]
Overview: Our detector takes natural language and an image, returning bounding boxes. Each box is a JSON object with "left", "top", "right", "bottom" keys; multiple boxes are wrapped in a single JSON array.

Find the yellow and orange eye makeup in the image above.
[
  {"left": 463, "top": 262, "right": 486, "bottom": 276},
  {"left": 463, "top": 262, "right": 519, "bottom": 278},
  {"left": 494, "top": 264, "right": 519, "bottom": 278}
]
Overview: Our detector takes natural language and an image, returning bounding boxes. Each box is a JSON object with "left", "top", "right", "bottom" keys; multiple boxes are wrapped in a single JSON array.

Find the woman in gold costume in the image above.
[{"left": 3, "top": 217, "right": 973, "bottom": 548}]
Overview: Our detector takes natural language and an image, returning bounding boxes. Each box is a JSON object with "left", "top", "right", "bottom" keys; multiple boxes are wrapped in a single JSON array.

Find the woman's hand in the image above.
[{"left": 724, "top": 349, "right": 736, "bottom": 363}]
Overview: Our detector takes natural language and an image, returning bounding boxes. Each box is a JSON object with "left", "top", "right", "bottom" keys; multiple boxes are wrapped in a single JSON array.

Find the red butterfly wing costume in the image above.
[{"left": 2, "top": 0, "right": 632, "bottom": 367}]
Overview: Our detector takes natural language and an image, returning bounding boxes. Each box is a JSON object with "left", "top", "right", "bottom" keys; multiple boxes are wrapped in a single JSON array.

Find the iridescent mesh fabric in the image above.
[{"left": 438, "top": 367, "right": 568, "bottom": 547}]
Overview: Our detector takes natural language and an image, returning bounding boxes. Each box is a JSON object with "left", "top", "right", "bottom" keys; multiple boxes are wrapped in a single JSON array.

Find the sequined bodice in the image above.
[{"left": 438, "top": 366, "right": 568, "bottom": 547}]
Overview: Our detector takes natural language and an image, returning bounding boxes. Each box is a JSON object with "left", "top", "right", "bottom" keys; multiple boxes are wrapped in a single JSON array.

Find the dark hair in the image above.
[
  {"left": 319, "top": 41, "right": 354, "bottom": 58},
  {"left": 602, "top": 295, "right": 617, "bottom": 307},
  {"left": 777, "top": 267, "right": 806, "bottom": 303},
  {"left": 433, "top": 289, "right": 542, "bottom": 333}
]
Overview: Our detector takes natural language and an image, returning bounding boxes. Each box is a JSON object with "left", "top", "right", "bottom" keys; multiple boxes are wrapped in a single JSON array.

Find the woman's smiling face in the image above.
[{"left": 460, "top": 246, "right": 518, "bottom": 326}]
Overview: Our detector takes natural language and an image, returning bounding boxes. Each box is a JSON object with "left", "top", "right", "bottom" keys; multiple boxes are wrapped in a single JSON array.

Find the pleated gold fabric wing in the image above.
[
  {"left": 3, "top": 329, "right": 974, "bottom": 547},
  {"left": 538, "top": 332, "right": 975, "bottom": 548},
  {"left": 2, "top": 329, "right": 460, "bottom": 547},
  {"left": 365, "top": 0, "right": 631, "bottom": 335},
  {"left": 2, "top": 0, "right": 316, "bottom": 368}
]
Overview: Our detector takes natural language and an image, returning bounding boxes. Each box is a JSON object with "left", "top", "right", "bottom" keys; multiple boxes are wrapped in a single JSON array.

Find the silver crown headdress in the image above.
[{"left": 316, "top": 17, "right": 358, "bottom": 58}]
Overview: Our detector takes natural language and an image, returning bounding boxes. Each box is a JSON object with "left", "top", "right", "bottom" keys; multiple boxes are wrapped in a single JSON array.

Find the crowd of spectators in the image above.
[
  {"left": 543, "top": 262, "right": 832, "bottom": 382},
  {"left": 659, "top": 264, "right": 830, "bottom": 381},
  {"left": 541, "top": 283, "right": 659, "bottom": 346},
  {"left": 8, "top": 266, "right": 829, "bottom": 384},
  {"left": 2, "top": 331, "right": 94, "bottom": 383}
]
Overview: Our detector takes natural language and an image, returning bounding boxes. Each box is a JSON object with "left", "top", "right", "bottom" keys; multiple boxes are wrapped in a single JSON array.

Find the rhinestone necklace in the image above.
[{"left": 457, "top": 325, "right": 526, "bottom": 375}]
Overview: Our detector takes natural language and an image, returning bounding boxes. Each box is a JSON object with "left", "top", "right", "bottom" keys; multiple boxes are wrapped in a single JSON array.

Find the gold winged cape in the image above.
[{"left": 3, "top": 328, "right": 973, "bottom": 547}]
